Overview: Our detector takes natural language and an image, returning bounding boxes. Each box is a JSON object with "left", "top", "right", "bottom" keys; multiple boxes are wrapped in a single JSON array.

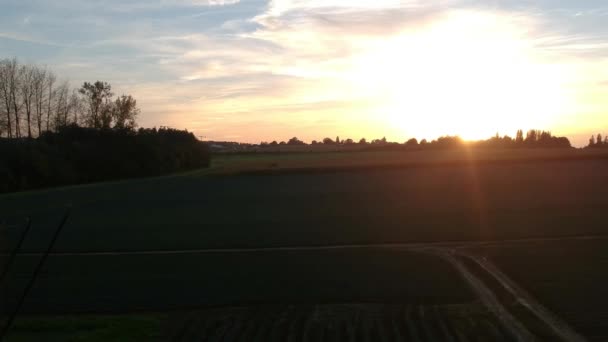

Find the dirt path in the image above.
[
  {"left": 430, "top": 248, "right": 537, "bottom": 342},
  {"left": 458, "top": 251, "right": 587, "bottom": 342}
]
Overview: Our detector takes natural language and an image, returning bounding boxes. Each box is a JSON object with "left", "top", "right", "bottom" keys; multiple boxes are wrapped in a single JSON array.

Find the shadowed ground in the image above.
[{"left": 1, "top": 151, "right": 607, "bottom": 340}]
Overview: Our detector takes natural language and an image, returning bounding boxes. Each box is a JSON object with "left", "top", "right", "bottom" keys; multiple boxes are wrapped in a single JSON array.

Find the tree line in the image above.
[
  {"left": 0, "top": 57, "right": 138, "bottom": 138},
  {"left": 0, "top": 126, "right": 210, "bottom": 193},
  {"left": 587, "top": 134, "right": 608, "bottom": 148},
  {"left": 259, "top": 129, "right": 572, "bottom": 149},
  {"left": 0, "top": 58, "right": 210, "bottom": 193}
]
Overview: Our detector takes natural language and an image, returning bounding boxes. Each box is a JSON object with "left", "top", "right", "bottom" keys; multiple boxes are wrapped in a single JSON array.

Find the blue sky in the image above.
[{"left": 2, "top": 0, "right": 607, "bottom": 145}]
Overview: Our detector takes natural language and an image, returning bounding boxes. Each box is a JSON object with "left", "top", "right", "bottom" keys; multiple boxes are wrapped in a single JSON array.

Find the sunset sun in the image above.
[{"left": 348, "top": 11, "right": 575, "bottom": 141}]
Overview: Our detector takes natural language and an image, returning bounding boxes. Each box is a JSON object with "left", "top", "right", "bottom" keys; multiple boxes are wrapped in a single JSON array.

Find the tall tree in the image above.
[
  {"left": 68, "top": 88, "right": 83, "bottom": 126},
  {"left": 0, "top": 59, "right": 13, "bottom": 137},
  {"left": 53, "top": 81, "right": 70, "bottom": 129},
  {"left": 525, "top": 130, "right": 539, "bottom": 145},
  {"left": 1, "top": 58, "right": 24, "bottom": 138},
  {"left": 112, "top": 95, "right": 139, "bottom": 129},
  {"left": 79, "top": 81, "right": 113, "bottom": 129},
  {"left": 515, "top": 129, "right": 524, "bottom": 144},
  {"left": 33, "top": 66, "right": 48, "bottom": 136},
  {"left": 46, "top": 71, "right": 56, "bottom": 132},
  {"left": 11, "top": 61, "right": 23, "bottom": 138},
  {"left": 20, "top": 64, "right": 35, "bottom": 138}
]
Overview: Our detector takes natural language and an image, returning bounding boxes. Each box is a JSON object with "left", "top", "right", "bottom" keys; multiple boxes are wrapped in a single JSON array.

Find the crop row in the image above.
[{"left": 168, "top": 303, "right": 514, "bottom": 342}]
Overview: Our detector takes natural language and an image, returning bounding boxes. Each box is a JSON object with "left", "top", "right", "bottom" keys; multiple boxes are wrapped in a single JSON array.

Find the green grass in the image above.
[{"left": 4, "top": 314, "right": 164, "bottom": 342}]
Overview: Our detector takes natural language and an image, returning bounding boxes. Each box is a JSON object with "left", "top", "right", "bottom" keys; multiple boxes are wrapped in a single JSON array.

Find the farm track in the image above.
[
  {"left": 457, "top": 251, "right": 588, "bottom": 342},
  {"left": 3, "top": 233, "right": 608, "bottom": 256},
  {"left": 429, "top": 248, "right": 535, "bottom": 342}
]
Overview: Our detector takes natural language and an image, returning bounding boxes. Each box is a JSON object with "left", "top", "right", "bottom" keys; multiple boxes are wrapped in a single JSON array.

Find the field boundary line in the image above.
[{"left": 4, "top": 234, "right": 608, "bottom": 257}]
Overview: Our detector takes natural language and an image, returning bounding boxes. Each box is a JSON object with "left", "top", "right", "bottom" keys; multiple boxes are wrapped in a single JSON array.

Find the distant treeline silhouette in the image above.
[
  {"left": 0, "top": 58, "right": 210, "bottom": 193},
  {"left": 587, "top": 133, "right": 608, "bottom": 148},
  {"left": 259, "top": 130, "right": 571, "bottom": 150}
]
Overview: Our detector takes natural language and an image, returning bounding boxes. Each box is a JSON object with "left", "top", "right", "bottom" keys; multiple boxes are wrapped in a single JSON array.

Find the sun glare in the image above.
[{"left": 348, "top": 11, "right": 574, "bottom": 141}]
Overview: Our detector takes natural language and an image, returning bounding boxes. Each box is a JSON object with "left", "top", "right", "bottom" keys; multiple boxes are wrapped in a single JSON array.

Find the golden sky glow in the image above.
[{"left": 4, "top": 0, "right": 607, "bottom": 145}]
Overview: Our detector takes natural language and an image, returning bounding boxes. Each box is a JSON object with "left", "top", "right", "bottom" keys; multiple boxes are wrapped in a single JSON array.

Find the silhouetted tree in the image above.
[
  {"left": 323, "top": 137, "right": 334, "bottom": 144},
  {"left": 287, "top": 137, "right": 305, "bottom": 145},
  {"left": 32, "top": 65, "right": 49, "bottom": 136},
  {"left": 79, "top": 81, "right": 113, "bottom": 129},
  {"left": 371, "top": 137, "right": 387, "bottom": 145},
  {"left": 515, "top": 129, "right": 524, "bottom": 145},
  {"left": 20, "top": 64, "right": 35, "bottom": 138},
  {"left": 525, "top": 130, "right": 538, "bottom": 145},
  {"left": 112, "top": 95, "right": 139, "bottom": 129},
  {"left": 0, "top": 58, "right": 24, "bottom": 138},
  {"left": 430, "top": 136, "right": 463, "bottom": 149},
  {"left": 587, "top": 133, "right": 608, "bottom": 148},
  {"left": 359, "top": 138, "right": 367, "bottom": 145},
  {"left": 45, "top": 70, "right": 56, "bottom": 132},
  {"left": 0, "top": 59, "right": 15, "bottom": 138},
  {"left": 405, "top": 138, "right": 418, "bottom": 147}
]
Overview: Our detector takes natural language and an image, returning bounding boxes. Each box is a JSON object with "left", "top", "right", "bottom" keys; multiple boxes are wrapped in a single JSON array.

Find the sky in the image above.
[{"left": 1, "top": 0, "right": 607, "bottom": 146}]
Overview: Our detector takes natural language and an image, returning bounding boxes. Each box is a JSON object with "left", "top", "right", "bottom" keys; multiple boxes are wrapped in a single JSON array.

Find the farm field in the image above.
[
  {"left": 1, "top": 150, "right": 608, "bottom": 340},
  {"left": 1, "top": 249, "right": 472, "bottom": 314},
  {"left": 1, "top": 152, "right": 608, "bottom": 253},
  {"left": 0, "top": 248, "right": 495, "bottom": 340},
  {"left": 477, "top": 239, "right": 608, "bottom": 342},
  {"left": 207, "top": 147, "right": 608, "bottom": 175}
]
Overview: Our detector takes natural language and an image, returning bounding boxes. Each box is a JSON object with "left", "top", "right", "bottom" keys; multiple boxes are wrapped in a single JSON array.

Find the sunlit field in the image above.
[{"left": 205, "top": 147, "right": 608, "bottom": 175}]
